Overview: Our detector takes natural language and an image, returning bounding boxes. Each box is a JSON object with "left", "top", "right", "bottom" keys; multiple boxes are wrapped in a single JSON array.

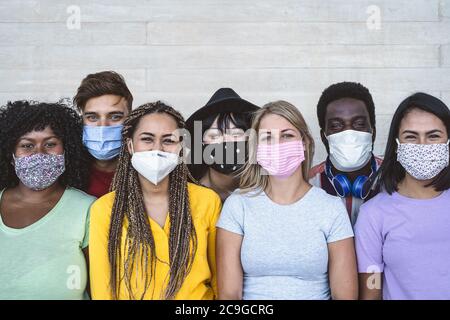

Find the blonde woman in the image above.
[
  {"left": 89, "top": 101, "right": 221, "bottom": 300},
  {"left": 216, "top": 101, "right": 358, "bottom": 300}
]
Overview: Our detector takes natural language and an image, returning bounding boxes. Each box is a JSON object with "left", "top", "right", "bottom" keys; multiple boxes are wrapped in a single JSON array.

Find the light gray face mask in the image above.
[
  {"left": 13, "top": 153, "right": 66, "bottom": 190},
  {"left": 396, "top": 139, "right": 450, "bottom": 180}
]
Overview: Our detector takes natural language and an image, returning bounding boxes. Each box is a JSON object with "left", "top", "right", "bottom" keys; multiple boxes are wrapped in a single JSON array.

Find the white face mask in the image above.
[
  {"left": 327, "top": 130, "right": 373, "bottom": 172},
  {"left": 396, "top": 139, "right": 449, "bottom": 181},
  {"left": 130, "top": 143, "right": 180, "bottom": 185}
]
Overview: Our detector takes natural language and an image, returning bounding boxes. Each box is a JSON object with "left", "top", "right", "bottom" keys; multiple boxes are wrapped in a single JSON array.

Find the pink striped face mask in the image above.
[{"left": 256, "top": 140, "right": 305, "bottom": 178}]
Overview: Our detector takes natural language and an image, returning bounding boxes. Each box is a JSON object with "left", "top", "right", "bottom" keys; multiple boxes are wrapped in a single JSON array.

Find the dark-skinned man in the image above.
[{"left": 309, "top": 82, "right": 382, "bottom": 226}]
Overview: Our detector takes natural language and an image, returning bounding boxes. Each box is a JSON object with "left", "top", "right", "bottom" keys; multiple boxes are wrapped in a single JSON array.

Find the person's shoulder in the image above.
[
  {"left": 90, "top": 190, "right": 116, "bottom": 220},
  {"left": 60, "top": 188, "right": 97, "bottom": 223},
  {"left": 305, "top": 187, "right": 349, "bottom": 221},
  {"left": 65, "top": 187, "right": 97, "bottom": 205},
  {"left": 307, "top": 186, "right": 339, "bottom": 204},
  {"left": 93, "top": 190, "right": 116, "bottom": 207},
  {"left": 226, "top": 188, "right": 265, "bottom": 205},
  {"left": 438, "top": 189, "right": 450, "bottom": 204},
  {"left": 361, "top": 191, "right": 391, "bottom": 210},
  {"left": 442, "top": 189, "right": 450, "bottom": 199},
  {"left": 358, "top": 191, "right": 392, "bottom": 222},
  {"left": 187, "top": 182, "right": 221, "bottom": 204},
  {"left": 187, "top": 183, "right": 222, "bottom": 224}
]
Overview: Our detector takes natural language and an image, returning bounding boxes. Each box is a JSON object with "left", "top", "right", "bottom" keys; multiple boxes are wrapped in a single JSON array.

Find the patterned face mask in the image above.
[
  {"left": 396, "top": 139, "right": 449, "bottom": 180},
  {"left": 13, "top": 153, "right": 66, "bottom": 191}
]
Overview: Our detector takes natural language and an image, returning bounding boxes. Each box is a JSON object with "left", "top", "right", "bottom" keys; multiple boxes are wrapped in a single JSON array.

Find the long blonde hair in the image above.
[{"left": 239, "top": 100, "right": 315, "bottom": 193}]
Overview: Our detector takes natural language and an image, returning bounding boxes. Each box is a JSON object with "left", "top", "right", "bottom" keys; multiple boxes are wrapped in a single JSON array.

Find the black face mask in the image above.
[{"left": 202, "top": 141, "right": 247, "bottom": 175}]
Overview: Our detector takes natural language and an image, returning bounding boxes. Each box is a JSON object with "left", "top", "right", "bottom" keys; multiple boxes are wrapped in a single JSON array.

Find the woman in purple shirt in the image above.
[{"left": 355, "top": 92, "right": 450, "bottom": 300}]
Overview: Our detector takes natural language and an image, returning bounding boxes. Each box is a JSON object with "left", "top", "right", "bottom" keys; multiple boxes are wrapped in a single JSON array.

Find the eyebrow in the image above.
[
  {"left": 426, "top": 129, "right": 444, "bottom": 134},
  {"left": 327, "top": 117, "right": 345, "bottom": 123},
  {"left": 401, "top": 129, "right": 444, "bottom": 135},
  {"left": 83, "top": 111, "right": 125, "bottom": 116},
  {"left": 327, "top": 115, "right": 367, "bottom": 122},
  {"left": 210, "top": 128, "right": 243, "bottom": 132},
  {"left": 259, "top": 129, "right": 295, "bottom": 135},
  {"left": 140, "top": 132, "right": 154, "bottom": 137},
  {"left": 207, "top": 126, "right": 241, "bottom": 131},
  {"left": 139, "top": 132, "right": 177, "bottom": 138},
  {"left": 19, "top": 135, "right": 59, "bottom": 141}
]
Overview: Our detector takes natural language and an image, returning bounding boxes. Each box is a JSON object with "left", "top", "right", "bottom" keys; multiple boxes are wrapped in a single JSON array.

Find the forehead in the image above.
[
  {"left": 400, "top": 108, "right": 446, "bottom": 132},
  {"left": 84, "top": 94, "right": 128, "bottom": 113},
  {"left": 325, "top": 98, "right": 369, "bottom": 120},
  {"left": 134, "top": 112, "right": 179, "bottom": 134},
  {"left": 259, "top": 113, "right": 296, "bottom": 132},
  {"left": 18, "top": 126, "right": 58, "bottom": 140}
]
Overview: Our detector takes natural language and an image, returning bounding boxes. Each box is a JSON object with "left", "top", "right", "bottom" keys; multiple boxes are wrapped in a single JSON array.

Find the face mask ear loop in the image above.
[
  {"left": 176, "top": 144, "right": 183, "bottom": 163},
  {"left": 11, "top": 153, "right": 17, "bottom": 167},
  {"left": 129, "top": 140, "right": 135, "bottom": 156},
  {"left": 395, "top": 138, "right": 401, "bottom": 154},
  {"left": 446, "top": 140, "right": 450, "bottom": 163}
]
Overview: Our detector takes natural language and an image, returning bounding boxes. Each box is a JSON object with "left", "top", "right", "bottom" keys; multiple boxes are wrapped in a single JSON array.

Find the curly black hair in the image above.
[
  {"left": 0, "top": 100, "right": 90, "bottom": 190},
  {"left": 316, "top": 82, "right": 376, "bottom": 131}
]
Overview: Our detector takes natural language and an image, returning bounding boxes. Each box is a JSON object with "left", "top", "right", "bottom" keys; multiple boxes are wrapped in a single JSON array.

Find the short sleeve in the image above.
[
  {"left": 216, "top": 194, "right": 245, "bottom": 235},
  {"left": 354, "top": 203, "right": 384, "bottom": 273},
  {"left": 81, "top": 205, "right": 91, "bottom": 249},
  {"left": 326, "top": 198, "right": 354, "bottom": 243}
]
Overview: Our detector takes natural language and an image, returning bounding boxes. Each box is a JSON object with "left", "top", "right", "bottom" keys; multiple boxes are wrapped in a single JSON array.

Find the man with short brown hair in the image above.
[{"left": 74, "top": 70, "right": 133, "bottom": 198}]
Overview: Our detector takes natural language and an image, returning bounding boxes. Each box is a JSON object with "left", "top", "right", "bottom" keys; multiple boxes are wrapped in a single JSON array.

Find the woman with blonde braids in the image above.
[{"left": 89, "top": 101, "right": 221, "bottom": 300}]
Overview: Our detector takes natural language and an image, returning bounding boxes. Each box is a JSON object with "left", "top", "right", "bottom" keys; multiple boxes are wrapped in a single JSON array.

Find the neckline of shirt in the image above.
[{"left": 0, "top": 187, "right": 70, "bottom": 235}]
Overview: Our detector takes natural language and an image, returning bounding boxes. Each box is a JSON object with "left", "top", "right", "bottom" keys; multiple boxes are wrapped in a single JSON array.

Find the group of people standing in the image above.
[{"left": 0, "top": 71, "right": 449, "bottom": 300}]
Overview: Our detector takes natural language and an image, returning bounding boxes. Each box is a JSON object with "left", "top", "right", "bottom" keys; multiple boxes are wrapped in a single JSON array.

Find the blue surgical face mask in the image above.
[{"left": 82, "top": 125, "right": 123, "bottom": 160}]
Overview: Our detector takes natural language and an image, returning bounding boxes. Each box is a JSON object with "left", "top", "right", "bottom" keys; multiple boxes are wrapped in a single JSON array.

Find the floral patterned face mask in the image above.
[
  {"left": 13, "top": 153, "right": 66, "bottom": 190},
  {"left": 396, "top": 139, "right": 449, "bottom": 180}
]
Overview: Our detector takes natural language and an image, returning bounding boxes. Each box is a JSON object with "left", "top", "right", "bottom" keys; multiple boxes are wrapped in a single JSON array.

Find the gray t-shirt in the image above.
[{"left": 216, "top": 186, "right": 353, "bottom": 300}]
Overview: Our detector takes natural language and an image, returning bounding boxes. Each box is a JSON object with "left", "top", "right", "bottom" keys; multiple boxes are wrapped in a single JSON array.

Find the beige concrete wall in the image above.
[{"left": 1, "top": 0, "right": 448, "bottom": 163}]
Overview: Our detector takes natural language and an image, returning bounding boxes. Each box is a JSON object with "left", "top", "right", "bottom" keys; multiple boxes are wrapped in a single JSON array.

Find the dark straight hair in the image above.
[
  {"left": 187, "top": 111, "right": 253, "bottom": 181},
  {"left": 376, "top": 92, "right": 450, "bottom": 194}
]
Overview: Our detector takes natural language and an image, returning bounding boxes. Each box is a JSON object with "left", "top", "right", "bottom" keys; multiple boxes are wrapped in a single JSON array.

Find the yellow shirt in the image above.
[{"left": 89, "top": 182, "right": 222, "bottom": 300}]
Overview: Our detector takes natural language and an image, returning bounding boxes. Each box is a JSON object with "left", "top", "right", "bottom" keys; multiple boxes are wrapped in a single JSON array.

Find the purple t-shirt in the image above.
[{"left": 355, "top": 189, "right": 450, "bottom": 300}]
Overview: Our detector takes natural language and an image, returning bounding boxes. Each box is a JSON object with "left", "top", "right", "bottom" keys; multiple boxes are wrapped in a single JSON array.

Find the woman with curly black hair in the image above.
[{"left": 0, "top": 100, "right": 96, "bottom": 300}]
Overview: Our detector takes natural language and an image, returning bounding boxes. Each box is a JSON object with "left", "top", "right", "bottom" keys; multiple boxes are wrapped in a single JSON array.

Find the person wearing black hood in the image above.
[{"left": 185, "top": 88, "right": 259, "bottom": 201}]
